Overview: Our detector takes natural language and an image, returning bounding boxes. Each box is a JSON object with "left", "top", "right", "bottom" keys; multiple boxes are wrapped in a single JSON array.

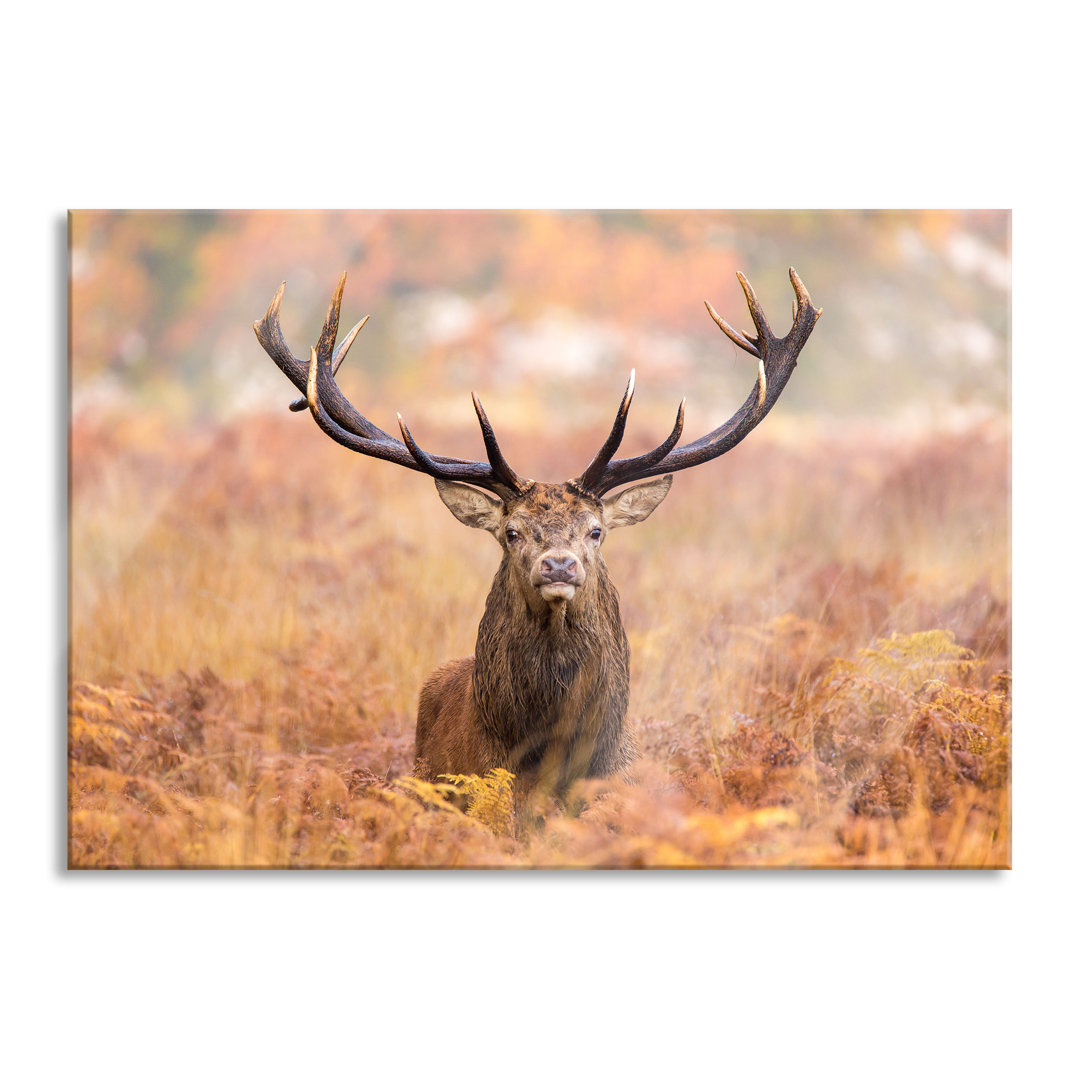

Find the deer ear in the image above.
[
  {"left": 434, "top": 479, "right": 504, "bottom": 533},
  {"left": 601, "top": 475, "right": 673, "bottom": 530}
]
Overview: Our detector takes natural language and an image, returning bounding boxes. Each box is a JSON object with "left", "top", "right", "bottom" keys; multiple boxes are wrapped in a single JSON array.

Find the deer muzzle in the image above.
[{"left": 533, "top": 551, "right": 585, "bottom": 602}]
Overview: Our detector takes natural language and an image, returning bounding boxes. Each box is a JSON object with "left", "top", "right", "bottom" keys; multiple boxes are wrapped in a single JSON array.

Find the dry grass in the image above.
[{"left": 69, "top": 407, "right": 1010, "bottom": 868}]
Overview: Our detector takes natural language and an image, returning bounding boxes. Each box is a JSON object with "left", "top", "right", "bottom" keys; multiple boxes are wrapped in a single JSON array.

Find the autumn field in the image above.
[
  {"left": 69, "top": 405, "right": 1010, "bottom": 868},
  {"left": 68, "top": 209, "right": 1010, "bottom": 869}
]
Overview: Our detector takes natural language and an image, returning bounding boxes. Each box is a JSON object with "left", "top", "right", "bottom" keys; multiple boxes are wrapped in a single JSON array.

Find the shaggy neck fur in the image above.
[{"left": 471, "top": 554, "right": 632, "bottom": 787}]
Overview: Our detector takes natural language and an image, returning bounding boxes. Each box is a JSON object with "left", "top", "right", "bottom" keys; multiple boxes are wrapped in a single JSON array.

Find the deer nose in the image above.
[{"left": 540, "top": 554, "right": 580, "bottom": 583}]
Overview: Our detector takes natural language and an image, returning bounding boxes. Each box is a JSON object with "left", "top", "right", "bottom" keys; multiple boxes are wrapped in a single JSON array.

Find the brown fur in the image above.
[{"left": 413, "top": 478, "right": 671, "bottom": 797}]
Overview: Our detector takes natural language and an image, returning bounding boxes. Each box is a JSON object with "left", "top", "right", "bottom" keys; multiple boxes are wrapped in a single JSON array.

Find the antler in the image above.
[
  {"left": 253, "top": 272, "right": 525, "bottom": 499},
  {"left": 572, "top": 268, "right": 821, "bottom": 496}
]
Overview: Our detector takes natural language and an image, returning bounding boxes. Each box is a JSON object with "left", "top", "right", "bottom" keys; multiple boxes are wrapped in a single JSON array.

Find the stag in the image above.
[{"left": 254, "top": 268, "right": 821, "bottom": 797}]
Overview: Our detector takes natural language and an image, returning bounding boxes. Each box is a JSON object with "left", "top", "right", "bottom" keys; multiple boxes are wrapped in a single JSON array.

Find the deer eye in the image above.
[
  {"left": 505, "top": 526, "right": 521, "bottom": 543},
  {"left": 589, "top": 527, "right": 602, "bottom": 541}
]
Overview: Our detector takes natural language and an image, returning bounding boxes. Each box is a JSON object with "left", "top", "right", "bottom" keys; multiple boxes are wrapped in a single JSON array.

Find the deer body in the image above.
[
  {"left": 468, "top": 557, "right": 631, "bottom": 785},
  {"left": 414, "top": 480, "right": 664, "bottom": 792},
  {"left": 254, "top": 266, "right": 821, "bottom": 799}
]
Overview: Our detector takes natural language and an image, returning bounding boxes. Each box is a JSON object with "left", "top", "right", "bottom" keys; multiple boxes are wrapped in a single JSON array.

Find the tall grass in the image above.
[{"left": 69, "top": 407, "right": 1009, "bottom": 867}]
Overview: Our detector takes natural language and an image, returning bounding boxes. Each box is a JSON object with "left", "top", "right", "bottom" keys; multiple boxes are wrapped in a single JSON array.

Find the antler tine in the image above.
[
  {"left": 396, "top": 412, "right": 442, "bottom": 472},
  {"left": 704, "top": 299, "right": 759, "bottom": 358},
  {"left": 317, "top": 271, "right": 347, "bottom": 361},
  {"left": 255, "top": 273, "right": 527, "bottom": 498},
  {"left": 573, "top": 375, "right": 690, "bottom": 496},
  {"left": 576, "top": 270, "right": 820, "bottom": 495},
  {"left": 301, "top": 344, "right": 432, "bottom": 470},
  {"left": 253, "top": 281, "right": 291, "bottom": 372},
  {"left": 611, "top": 397, "right": 688, "bottom": 480},
  {"left": 264, "top": 280, "right": 285, "bottom": 326},
  {"left": 736, "top": 270, "right": 774, "bottom": 344},
  {"left": 789, "top": 265, "right": 823, "bottom": 324},
  {"left": 255, "top": 276, "right": 387, "bottom": 440},
  {"left": 288, "top": 269, "right": 357, "bottom": 414},
  {"left": 647, "top": 398, "right": 686, "bottom": 464},
  {"left": 575, "top": 370, "right": 637, "bottom": 493},
  {"left": 471, "top": 392, "right": 526, "bottom": 494},
  {"left": 396, "top": 408, "right": 523, "bottom": 499},
  {"left": 289, "top": 315, "right": 369, "bottom": 412}
]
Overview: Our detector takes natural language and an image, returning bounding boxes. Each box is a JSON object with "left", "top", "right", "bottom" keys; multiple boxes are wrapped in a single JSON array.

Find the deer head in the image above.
[{"left": 433, "top": 476, "right": 672, "bottom": 612}]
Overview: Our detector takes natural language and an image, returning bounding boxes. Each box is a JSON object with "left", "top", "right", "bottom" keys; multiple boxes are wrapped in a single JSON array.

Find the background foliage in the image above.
[{"left": 69, "top": 210, "right": 1010, "bottom": 867}]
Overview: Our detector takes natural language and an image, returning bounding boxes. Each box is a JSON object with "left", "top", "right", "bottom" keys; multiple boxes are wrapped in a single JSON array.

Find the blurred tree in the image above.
[{"left": 70, "top": 209, "right": 1009, "bottom": 425}]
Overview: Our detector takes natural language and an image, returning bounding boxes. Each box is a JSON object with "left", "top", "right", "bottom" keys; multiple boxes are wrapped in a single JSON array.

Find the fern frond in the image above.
[{"left": 439, "top": 769, "right": 516, "bottom": 836}]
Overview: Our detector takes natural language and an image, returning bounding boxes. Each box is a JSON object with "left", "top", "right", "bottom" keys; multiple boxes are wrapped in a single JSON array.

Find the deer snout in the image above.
[
  {"left": 532, "top": 550, "right": 585, "bottom": 603},
  {"left": 540, "top": 553, "right": 581, "bottom": 584}
]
